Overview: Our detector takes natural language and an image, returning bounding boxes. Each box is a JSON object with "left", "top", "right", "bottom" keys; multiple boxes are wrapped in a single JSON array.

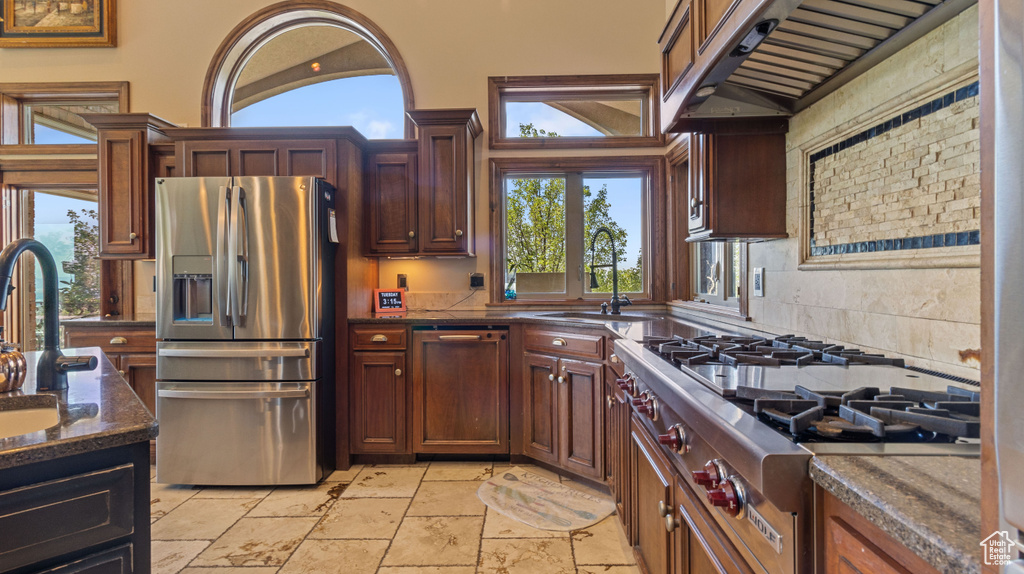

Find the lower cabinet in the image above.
[
  {"left": 630, "top": 414, "right": 674, "bottom": 574},
  {"left": 412, "top": 329, "right": 509, "bottom": 453},
  {"left": 605, "top": 367, "right": 631, "bottom": 535},
  {"left": 350, "top": 351, "right": 407, "bottom": 453}
]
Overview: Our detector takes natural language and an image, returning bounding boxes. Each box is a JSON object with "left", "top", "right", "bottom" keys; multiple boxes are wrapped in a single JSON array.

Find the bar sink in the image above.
[
  {"left": 539, "top": 312, "right": 661, "bottom": 322},
  {"left": 0, "top": 394, "right": 60, "bottom": 439}
]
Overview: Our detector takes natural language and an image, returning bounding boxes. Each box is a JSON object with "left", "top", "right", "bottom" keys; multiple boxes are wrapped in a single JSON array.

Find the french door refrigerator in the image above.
[{"left": 154, "top": 176, "right": 337, "bottom": 485}]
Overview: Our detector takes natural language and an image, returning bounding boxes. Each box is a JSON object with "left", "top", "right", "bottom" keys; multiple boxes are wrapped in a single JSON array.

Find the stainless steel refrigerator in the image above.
[{"left": 154, "top": 176, "right": 337, "bottom": 485}]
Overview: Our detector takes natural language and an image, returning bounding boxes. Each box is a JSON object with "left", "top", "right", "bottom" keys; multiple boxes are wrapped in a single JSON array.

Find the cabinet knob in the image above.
[
  {"left": 455, "top": 229, "right": 463, "bottom": 237},
  {"left": 552, "top": 338, "right": 566, "bottom": 346},
  {"left": 557, "top": 376, "right": 565, "bottom": 384},
  {"left": 395, "top": 368, "right": 402, "bottom": 376},
  {"left": 610, "top": 354, "right": 619, "bottom": 364},
  {"left": 371, "top": 334, "right": 389, "bottom": 343},
  {"left": 658, "top": 500, "right": 671, "bottom": 517},
  {"left": 110, "top": 336, "right": 128, "bottom": 345},
  {"left": 118, "top": 370, "right": 125, "bottom": 377},
  {"left": 665, "top": 514, "right": 680, "bottom": 532},
  {"left": 409, "top": 231, "right": 415, "bottom": 238},
  {"left": 607, "top": 395, "right": 615, "bottom": 409},
  {"left": 690, "top": 198, "right": 701, "bottom": 209},
  {"left": 548, "top": 374, "right": 555, "bottom": 382},
  {"left": 129, "top": 232, "right": 138, "bottom": 241}
]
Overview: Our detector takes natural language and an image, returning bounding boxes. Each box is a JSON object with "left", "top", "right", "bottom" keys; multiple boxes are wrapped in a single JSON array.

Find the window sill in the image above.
[
  {"left": 487, "top": 298, "right": 658, "bottom": 308},
  {"left": 671, "top": 300, "right": 751, "bottom": 321}
]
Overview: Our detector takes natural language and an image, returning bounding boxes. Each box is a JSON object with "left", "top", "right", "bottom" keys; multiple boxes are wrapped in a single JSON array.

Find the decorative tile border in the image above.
[{"left": 807, "top": 80, "right": 980, "bottom": 257}]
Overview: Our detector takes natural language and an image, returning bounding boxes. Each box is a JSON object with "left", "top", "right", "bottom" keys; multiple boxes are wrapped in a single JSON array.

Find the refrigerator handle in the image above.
[
  {"left": 228, "top": 186, "right": 248, "bottom": 327},
  {"left": 158, "top": 388, "right": 310, "bottom": 400},
  {"left": 236, "top": 186, "right": 249, "bottom": 324},
  {"left": 216, "top": 185, "right": 232, "bottom": 327}
]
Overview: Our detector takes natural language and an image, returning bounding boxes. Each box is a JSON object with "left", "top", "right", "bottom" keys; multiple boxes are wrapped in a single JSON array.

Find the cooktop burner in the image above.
[{"left": 643, "top": 334, "right": 906, "bottom": 368}]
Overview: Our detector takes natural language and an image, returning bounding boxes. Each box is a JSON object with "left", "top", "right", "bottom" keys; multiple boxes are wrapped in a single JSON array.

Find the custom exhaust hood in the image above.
[{"left": 675, "top": 0, "right": 978, "bottom": 124}]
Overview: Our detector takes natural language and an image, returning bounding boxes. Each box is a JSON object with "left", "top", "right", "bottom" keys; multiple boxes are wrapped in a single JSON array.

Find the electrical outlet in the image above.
[
  {"left": 469, "top": 273, "right": 485, "bottom": 289},
  {"left": 753, "top": 268, "right": 765, "bottom": 297},
  {"left": 397, "top": 274, "right": 408, "bottom": 290}
]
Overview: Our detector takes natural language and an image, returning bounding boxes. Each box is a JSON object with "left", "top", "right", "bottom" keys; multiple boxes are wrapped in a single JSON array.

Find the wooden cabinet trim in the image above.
[{"left": 695, "top": 0, "right": 743, "bottom": 55}]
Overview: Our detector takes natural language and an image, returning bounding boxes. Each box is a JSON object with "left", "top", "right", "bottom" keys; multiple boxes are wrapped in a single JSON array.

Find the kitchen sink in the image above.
[
  {"left": 0, "top": 394, "right": 60, "bottom": 440},
  {"left": 539, "top": 312, "right": 661, "bottom": 322}
]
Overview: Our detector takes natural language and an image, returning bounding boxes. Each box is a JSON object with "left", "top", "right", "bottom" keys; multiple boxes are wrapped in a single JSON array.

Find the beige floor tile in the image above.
[
  {"left": 341, "top": 465, "right": 426, "bottom": 498},
  {"left": 382, "top": 516, "right": 483, "bottom": 566},
  {"left": 324, "top": 464, "right": 364, "bottom": 482},
  {"left": 152, "top": 497, "right": 261, "bottom": 540},
  {"left": 477, "top": 538, "right": 575, "bottom": 574},
  {"left": 571, "top": 516, "right": 636, "bottom": 565},
  {"left": 577, "top": 566, "right": 642, "bottom": 574},
  {"left": 482, "top": 508, "right": 568, "bottom": 539},
  {"left": 423, "top": 461, "right": 494, "bottom": 481},
  {"left": 309, "top": 497, "right": 410, "bottom": 539},
  {"left": 151, "top": 540, "right": 209, "bottom": 574},
  {"left": 150, "top": 483, "right": 199, "bottom": 521},
  {"left": 378, "top": 564, "right": 477, "bottom": 568},
  {"left": 278, "top": 539, "right": 389, "bottom": 574},
  {"left": 191, "top": 485, "right": 273, "bottom": 499},
  {"left": 190, "top": 517, "right": 319, "bottom": 567},
  {"left": 247, "top": 482, "right": 346, "bottom": 517},
  {"left": 407, "top": 481, "right": 486, "bottom": 516},
  {"left": 180, "top": 568, "right": 280, "bottom": 574}
]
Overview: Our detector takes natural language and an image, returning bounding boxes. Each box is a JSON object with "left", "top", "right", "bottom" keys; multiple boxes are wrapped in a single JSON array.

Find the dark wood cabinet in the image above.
[
  {"left": 687, "top": 130, "right": 787, "bottom": 241},
  {"left": 631, "top": 414, "right": 675, "bottom": 574},
  {"left": 412, "top": 329, "right": 508, "bottom": 453},
  {"left": 178, "top": 139, "right": 337, "bottom": 182},
  {"left": 350, "top": 351, "right": 407, "bottom": 454},
  {"left": 522, "top": 352, "right": 559, "bottom": 464},
  {"left": 605, "top": 365, "right": 630, "bottom": 536},
  {"left": 118, "top": 354, "right": 156, "bottom": 417},
  {"left": 365, "top": 148, "right": 418, "bottom": 254},
  {"left": 558, "top": 358, "right": 603, "bottom": 479}
]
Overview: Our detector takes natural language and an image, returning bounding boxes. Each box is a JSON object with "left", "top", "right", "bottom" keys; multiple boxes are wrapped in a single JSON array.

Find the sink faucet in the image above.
[
  {"left": 0, "top": 239, "right": 97, "bottom": 391},
  {"left": 588, "top": 226, "right": 632, "bottom": 315}
]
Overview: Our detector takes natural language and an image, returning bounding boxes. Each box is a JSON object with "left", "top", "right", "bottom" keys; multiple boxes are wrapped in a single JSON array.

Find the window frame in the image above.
[
  {"left": 0, "top": 82, "right": 128, "bottom": 145},
  {"left": 489, "top": 155, "right": 667, "bottom": 305},
  {"left": 487, "top": 75, "right": 665, "bottom": 150}
]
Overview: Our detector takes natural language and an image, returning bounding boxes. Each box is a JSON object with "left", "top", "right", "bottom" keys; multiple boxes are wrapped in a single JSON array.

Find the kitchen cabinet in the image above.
[
  {"left": 631, "top": 413, "right": 675, "bottom": 574},
  {"left": 686, "top": 130, "right": 787, "bottom": 241},
  {"left": 522, "top": 327, "right": 606, "bottom": 480},
  {"left": 820, "top": 488, "right": 939, "bottom": 574},
  {"left": 412, "top": 328, "right": 508, "bottom": 453},
  {"left": 177, "top": 139, "right": 338, "bottom": 182},
  {"left": 63, "top": 323, "right": 156, "bottom": 418},
  {"left": 349, "top": 326, "right": 409, "bottom": 454},
  {"left": 365, "top": 146, "right": 418, "bottom": 255},
  {"left": 605, "top": 352, "right": 631, "bottom": 535},
  {"left": 671, "top": 471, "right": 754, "bottom": 574}
]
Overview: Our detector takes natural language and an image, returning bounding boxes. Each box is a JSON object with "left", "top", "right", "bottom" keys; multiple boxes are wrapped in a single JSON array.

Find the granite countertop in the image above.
[
  {"left": 811, "top": 455, "right": 981, "bottom": 574},
  {"left": 62, "top": 314, "right": 156, "bottom": 328},
  {"left": 0, "top": 347, "right": 158, "bottom": 470}
]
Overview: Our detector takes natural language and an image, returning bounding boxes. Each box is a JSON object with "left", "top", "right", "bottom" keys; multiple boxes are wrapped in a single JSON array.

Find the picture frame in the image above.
[
  {"left": 373, "top": 289, "right": 407, "bottom": 314},
  {"left": 0, "top": 0, "right": 116, "bottom": 48}
]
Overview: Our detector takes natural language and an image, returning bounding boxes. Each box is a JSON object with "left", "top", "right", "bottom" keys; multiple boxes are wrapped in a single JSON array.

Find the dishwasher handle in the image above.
[
  {"left": 158, "top": 348, "right": 310, "bottom": 358},
  {"left": 158, "top": 388, "right": 309, "bottom": 400},
  {"left": 438, "top": 335, "right": 482, "bottom": 341}
]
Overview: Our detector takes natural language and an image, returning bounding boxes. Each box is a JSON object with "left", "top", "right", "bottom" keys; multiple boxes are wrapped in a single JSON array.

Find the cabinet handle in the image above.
[
  {"left": 607, "top": 395, "right": 615, "bottom": 409},
  {"left": 690, "top": 198, "right": 702, "bottom": 209},
  {"left": 610, "top": 354, "right": 619, "bottom": 364},
  {"left": 439, "top": 335, "right": 482, "bottom": 341},
  {"left": 455, "top": 229, "right": 463, "bottom": 237},
  {"left": 395, "top": 368, "right": 402, "bottom": 376},
  {"left": 548, "top": 374, "right": 555, "bottom": 382},
  {"left": 371, "top": 334, "right": 389, "bottom": 343},
  {"left": 557, "top": 376, "right": 565, "bottom": 384},
  {"left": 665, "top": 514, "right": 680, "bottom": 532},
  {"left": 658, "top": 500, "right": 670, "bottom": 517},
  {"left": 552, "top": 338, "right": 567, "bottom": 346},
  {"left": 118, "top": 370, "right": 125, "bottom": 377},
  {"left": 409, "top": 231, "right": 415, "bottom": 238},
  {"left": 129, "top": 232, "right": 138, "bottom": 241},
  {"left": 110, "top": 336, "right": 128, "bottom": 345}
]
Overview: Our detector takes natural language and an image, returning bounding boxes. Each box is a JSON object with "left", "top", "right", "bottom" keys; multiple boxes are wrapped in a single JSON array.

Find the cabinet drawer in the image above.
[
  {"left": 0, "top": 465, "right": 134, "bottom": 572},
  {"left": 524, "top": 328, "right": 604, "bottom": 360},
  {"left": 39, "top": 543, "right": 132, "bottom": 574},
  {"left": 351, "top": 327, "right": 407, "bottom": 350},
  {"left": 65, "top": 328, "right": 156, "bottom": 354}
]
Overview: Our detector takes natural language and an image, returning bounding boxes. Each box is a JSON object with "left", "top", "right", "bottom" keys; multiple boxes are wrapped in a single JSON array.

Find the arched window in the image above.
[{"left": 202, "top": 1, "right": 414, "bottom": 138}]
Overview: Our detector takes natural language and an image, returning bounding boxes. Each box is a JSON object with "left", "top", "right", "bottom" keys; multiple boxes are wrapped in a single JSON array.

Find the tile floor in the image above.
[{"left": 150, "top": 460, "right": 640, "bottom": 574}]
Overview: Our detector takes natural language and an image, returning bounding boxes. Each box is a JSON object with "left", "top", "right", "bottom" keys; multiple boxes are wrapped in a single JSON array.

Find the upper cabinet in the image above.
[{"left": 365, "top": 142, "right": 419, "bottom": 255}]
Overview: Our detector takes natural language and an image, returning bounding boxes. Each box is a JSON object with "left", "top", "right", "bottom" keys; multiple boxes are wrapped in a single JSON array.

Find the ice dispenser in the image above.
[{"left": 172, "top": 255, "right": 213, "bottom": 322}]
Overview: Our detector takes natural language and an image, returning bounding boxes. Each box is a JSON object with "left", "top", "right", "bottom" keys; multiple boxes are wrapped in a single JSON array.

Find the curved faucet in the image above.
[
  {"left": 0, "top": 239, "right": 97, "bottom": 391},
  {"left": 588, "top": 226, "right": 632, "bottom": 315}
]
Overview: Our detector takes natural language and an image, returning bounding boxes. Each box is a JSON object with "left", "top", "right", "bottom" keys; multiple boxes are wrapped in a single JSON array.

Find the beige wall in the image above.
[{"left": 680, "top": 5, "right": 981, "bottom": 380}]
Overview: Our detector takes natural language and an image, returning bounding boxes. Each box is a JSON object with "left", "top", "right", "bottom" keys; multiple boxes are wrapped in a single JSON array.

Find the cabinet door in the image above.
[
  {"left": 119, "top": 353, "right": 156, "bottom": 417},
  {"left": 631, "top": 414, "right": 674, "bottom": 574},
  {"left": 417, "top": 124, "right": 471, "bottom": 254},
  {"left": 366, "top": 152, "right": 418, "bottom": 254},
  {"left": 825, "top": 516, "right": 914, "bottom": 574},
  {"left": 605, "top": 368, "right": 630, "bottom": 535},
  {"left": 523, "top": 352, "right": 560, "bottom": 464},
  {"left": 672, "top": 479, "right": 742, "bottom": 574},
  {"left": 179, "top": 140, "right": 337, "bottom": 184},
  {"left": 688, "top": 132, "right": 710, "bottom": 234},
  {"left": 412, "top": 330, "right": 508, "bottom": 453},
  {"left": 350, "top": 351, "right": 407, "bottom": 453},
  {"left": 97, "top": 129, "right": 149, "bottom": 256},
  {"left": 558, "top": 358, "right": 603, "bottom": 479}
]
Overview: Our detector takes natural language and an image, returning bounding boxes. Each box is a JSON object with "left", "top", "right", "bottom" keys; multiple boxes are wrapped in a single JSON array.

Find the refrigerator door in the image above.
[
  {"left": 156, "top": 380, "right": 318, "bottom": 485},
  {"left": 157, "top": 341, "right": 318, "bottom": 381},
  {"left": 230, "top": 177, "right": 328, "bottom": 341},
  {"left": 156, "top": 177, "right": 235, "bottom": 341}
]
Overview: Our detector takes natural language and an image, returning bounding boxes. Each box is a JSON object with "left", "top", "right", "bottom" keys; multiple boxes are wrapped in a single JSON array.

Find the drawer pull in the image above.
[
  {"left": 371, "top": 334, "right": 389, "bottom": 343},
  {"left": 610, "top": 354, "right": 620, "bottom": 363},
  {"left": 395, "top": 368, "right": 402, "bottom": 376},
  {"left": 110, "top": 337, "right": 128, "bottom": 345},
  {"left": 439, "top": 335, "right": 482, "bottom": 341},
  {"left": 552, "top": 338, "right": 567, "bottom": 346}
]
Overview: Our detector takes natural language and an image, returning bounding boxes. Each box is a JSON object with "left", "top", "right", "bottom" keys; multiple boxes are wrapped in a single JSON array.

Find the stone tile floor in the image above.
[{"left": 150, "top": 460, "right": 640, "bottom": 574}]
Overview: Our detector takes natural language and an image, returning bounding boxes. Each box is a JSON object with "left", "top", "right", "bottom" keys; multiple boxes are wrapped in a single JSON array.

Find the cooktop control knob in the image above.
[
  {"left": 706, "top": 478, "right": 745, "bottom": 518},
  {"left": 637, "top": 395, "right": 659, "bottom": 421},
  {"left": 617, "top": 374, "right": 636, "bottom": 396},
  {"left": 691, "top": 459, "right": 725, "bottom": 488},
  {"left": 658, "top": 424, "right": 689, "bottom": 454},
  {"left": 631, "top": 391, "right": 649, "bottom": 408}
]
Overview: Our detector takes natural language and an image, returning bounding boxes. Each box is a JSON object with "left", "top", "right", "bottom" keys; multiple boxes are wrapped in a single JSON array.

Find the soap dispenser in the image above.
[{"left": 0, "top": 326, "right": 27, "bottom": 393}]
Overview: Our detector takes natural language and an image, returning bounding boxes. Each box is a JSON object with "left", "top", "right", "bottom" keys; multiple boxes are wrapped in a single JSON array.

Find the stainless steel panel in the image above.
[
  {"left": 155, "top": 381, "right": 318, "bottom": 485},
  {"left": 156, "top": 177, "right": 234, "bottom": 341},
  {"left": 157, "top": 341, "right": 318, "bottom": 381},
  {"left": 231, "top": 177, "right": 325, "bottom": 341}
]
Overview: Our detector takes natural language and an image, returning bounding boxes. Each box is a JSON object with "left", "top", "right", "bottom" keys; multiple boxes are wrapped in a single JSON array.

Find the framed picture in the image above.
[
  {"left": 0, "top": 0, "right": 116, "bottom": 48},
  {"left": 373, "top": 289, "right": 407, "bottom": 314}
]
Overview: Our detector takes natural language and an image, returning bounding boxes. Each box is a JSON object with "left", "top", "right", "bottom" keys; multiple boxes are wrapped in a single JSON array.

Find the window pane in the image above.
[
  {"left": 505, "top": 176, "right": 566, "bottom": 296},
  {"left": 729, "top": 242, "right": 741, "bottom": 298},
  {"left": 25, "top": 101, "right": 117, "bottom": 144},
  {"left": 584, "top": 176, "right": 644, "bottom": 294},
  {"left": 23, "top": 192, "right": 101, "bottom": 350},
  {"left": 696, "top": 242, "right": 720, "bottom": 297},
  {"left": 505, "top": 98, "right": 643, "bottom": 138}
]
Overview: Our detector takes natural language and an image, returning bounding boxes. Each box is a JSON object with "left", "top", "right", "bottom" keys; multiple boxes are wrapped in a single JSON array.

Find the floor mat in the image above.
[{"left": 477, "top": 467, "right": 615, "bottom": 531}]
